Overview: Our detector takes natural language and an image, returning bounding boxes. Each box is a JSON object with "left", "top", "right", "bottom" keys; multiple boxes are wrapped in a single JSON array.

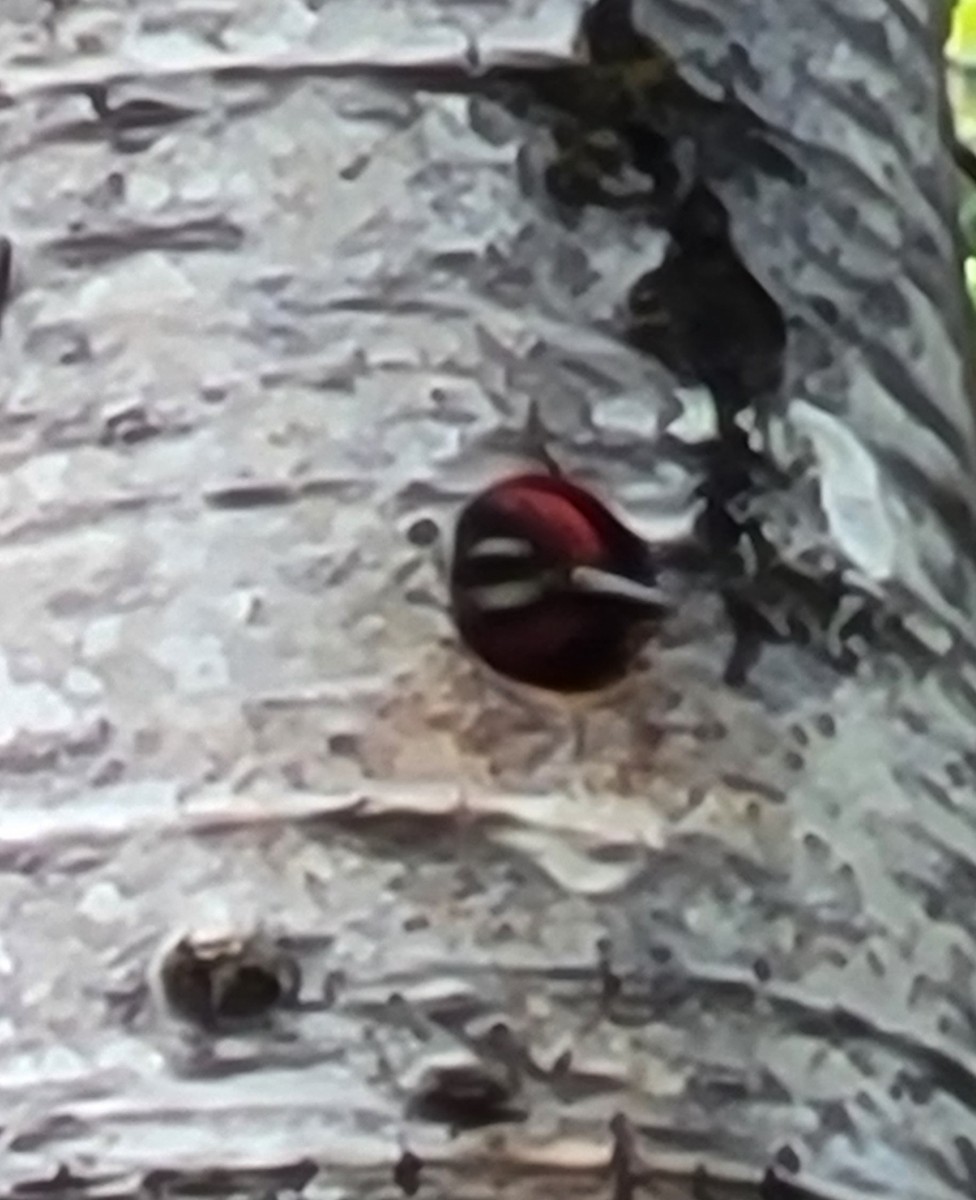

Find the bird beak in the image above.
[{"left": 568, "top": 565, "right": 668, "bottom": 609}]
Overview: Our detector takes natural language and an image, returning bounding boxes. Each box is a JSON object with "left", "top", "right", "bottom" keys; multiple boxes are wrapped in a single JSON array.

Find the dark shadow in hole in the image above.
[{"left": 407, "top": 1062, "right": 525, "bottom": 1131}]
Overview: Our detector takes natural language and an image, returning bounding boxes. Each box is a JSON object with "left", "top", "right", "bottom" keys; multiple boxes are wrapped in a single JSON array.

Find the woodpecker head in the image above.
[{"left": 449, "top": 473, "right": 667, "bottom": 692}]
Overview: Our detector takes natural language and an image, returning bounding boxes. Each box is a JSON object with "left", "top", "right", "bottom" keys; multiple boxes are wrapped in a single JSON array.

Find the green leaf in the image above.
[{"left": 949, "top": 0, "right": 976, "bottom": 60}]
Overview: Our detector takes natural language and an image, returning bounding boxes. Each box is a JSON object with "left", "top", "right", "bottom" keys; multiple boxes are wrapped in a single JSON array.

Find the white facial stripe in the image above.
[
  {"left": 465, "top": 578, "right": 546, "bottom": 611},
  {"left": 465, "top": 537, "right": 536, "bottom": 561},
  {"left": 569, "top": 565, "right": 667, "bottom": 608}
]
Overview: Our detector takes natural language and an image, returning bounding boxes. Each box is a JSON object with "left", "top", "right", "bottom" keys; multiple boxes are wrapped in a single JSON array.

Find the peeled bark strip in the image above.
[{"left": 0, "top": 2, "right": 972, "bottom": 1198}]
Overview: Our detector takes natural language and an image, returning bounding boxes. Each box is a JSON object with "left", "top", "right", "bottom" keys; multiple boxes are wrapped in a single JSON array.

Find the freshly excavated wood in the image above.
[{"left": 0, "top": 2, "right": 972, "bottom": 1198}]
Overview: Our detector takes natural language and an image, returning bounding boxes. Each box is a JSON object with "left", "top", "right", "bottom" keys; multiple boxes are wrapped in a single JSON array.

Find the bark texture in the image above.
[{"left": 0, "top": 2, "right": 972, "bottom": 1198}]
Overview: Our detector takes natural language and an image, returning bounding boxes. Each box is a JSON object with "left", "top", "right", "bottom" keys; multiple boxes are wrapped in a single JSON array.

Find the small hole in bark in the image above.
[
  {"left": 158, "top": 933, "right": 300, "bottom": 1029},
  {"left": 328, "top": 732, "right": 359, "bottom": 756},
  {"left": 393, "top": 1150, "right": 423, "bottom": 1196},
  {"left": 406, "top": 517, "right": 440, "bottom": 547},
  {"left": 772, "top": 1144, "right": 801, "bottom": 1174},
  {"left": 408, "top": 1063, "right": 522, "bottom": 1129},
  {"left": 815, "top": 712, "right": 836, "bottom": 737}
]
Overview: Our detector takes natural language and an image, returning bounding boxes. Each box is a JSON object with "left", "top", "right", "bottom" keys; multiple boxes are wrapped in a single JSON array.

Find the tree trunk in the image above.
[{"left": 0, "top": 2, "right": 972, "bottom": 1198}]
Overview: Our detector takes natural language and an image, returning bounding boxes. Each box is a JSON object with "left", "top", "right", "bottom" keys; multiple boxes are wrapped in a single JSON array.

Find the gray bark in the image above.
[{"left": 0, "top": 1, "right": 972, "bottom": 1198}]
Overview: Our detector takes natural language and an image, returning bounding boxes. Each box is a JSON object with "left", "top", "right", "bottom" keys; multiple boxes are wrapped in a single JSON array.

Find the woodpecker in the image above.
[{"left": 449, "top": 473, "right": 668, "bottom": 692}]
